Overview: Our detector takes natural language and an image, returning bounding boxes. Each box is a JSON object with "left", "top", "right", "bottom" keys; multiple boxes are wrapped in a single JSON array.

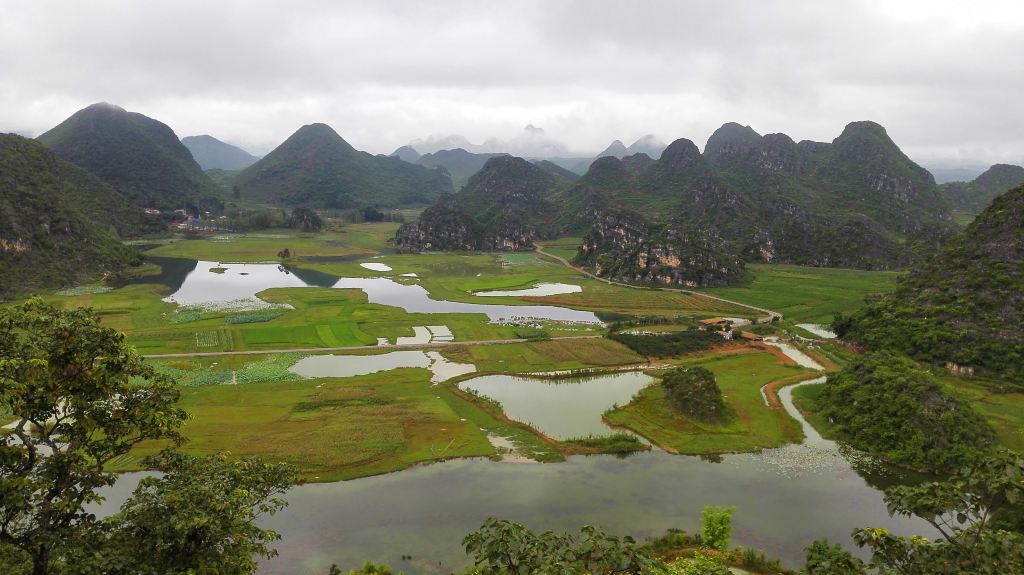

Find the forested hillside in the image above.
[
  {"left": 0, "top": 134, "right": 149, "bottom": 298},
  {"left": 839, "top": 183, "right": 1024, "bottom": 380},
  {"left": 37, "top": 103, "right": 219, "bottom": 210}
]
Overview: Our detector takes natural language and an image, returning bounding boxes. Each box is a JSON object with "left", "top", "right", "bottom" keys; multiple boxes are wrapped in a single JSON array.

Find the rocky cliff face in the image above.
[
  {"left": 394, "top": 156, "right": 569, "bottom": 252},
  {"left": 395, "top": 195, "right": 482, "bottom": 252},
  {"left": 577, "top": 210, "right": 744, "bottom": 287}
]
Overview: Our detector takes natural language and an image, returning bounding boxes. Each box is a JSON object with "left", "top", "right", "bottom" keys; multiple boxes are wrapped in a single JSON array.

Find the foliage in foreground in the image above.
[
  {"left": 463, "top": 519, "right": 655, "bottom": 575},
  {"left": 0, "top": 300, "right": 296, "bottom": 574},
  {"left": 849, "top": 450, "right": 1024, "bottom": 575},
  {"left": 818, "top": 353, "right": 993, "bottom": 471}
]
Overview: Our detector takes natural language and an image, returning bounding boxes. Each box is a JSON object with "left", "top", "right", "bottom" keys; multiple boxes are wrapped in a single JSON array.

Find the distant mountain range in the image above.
[
  {"left": 392, "top": 134, "right": 666, "bottom": 189},
  {"left": 938, "top": 163, "right": 1024, "bottom": 217},
  {"left": 413, "top": 148, "right": 508, "bottom": 190},
  {"left": 0, "top": 134, "right": 158, "bottom": 299},
  {"left": 398, "top": 120, "right": 958, "bottom": 281},
  {"left": 37, "top": 103, "right": 219, "bottom": 211},
  {"left": 182, "top": 134, "right": 258, "bottom": 171},
  {"left": 232, "top": 123, "right": 452, "bottom": 208},
  {"left": 842, "top": 181, "right": 1024, "bottom": 381},
  {"left": 407, "top": 125, "right": 571, "bottom": 157}
]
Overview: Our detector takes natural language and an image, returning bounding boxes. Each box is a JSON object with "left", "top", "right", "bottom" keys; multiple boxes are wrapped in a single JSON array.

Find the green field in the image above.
[
  {"left": 695, "top": 264, "right": 903, "bottom": 323},
  {"left": 19, "top": 228, "right": 970, "bottom": 482},
  {"left": 143, "top": 223, "right": 399, "bottom": 262},
  {"left": 443, "top": 337, "right": 643, "bottom": 372},
  {"left": 605, "top": 349, "right": 814, "bottom": 453}
]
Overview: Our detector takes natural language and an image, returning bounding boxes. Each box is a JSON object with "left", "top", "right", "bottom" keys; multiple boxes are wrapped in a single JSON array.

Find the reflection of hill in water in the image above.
[
  {"left": 130, "top": 256, "right": 199, "bottom": 291},
  {"left": 284, "top": 266, "right": 340, "bottom": 288}
]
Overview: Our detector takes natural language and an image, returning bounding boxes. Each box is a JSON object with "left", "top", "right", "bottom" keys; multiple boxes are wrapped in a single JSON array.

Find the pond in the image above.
[
  {"left": 796, "top": 324, "right": 837, "bottom": 339},
  {"left": 330, "top": 277, "right": 600, "bottom": 324},
  {"left": 162, "top": 261, "right": 308, "bottom": 310},
  {"left": 474, "top": 282, "right": 582, "bottom": 297},
  {"left": 156, "top": 258, "right": 602, "bottom": 324},
  {"left": 289, "top": 350, "right": 475, "bottom": 384},
  {"left": 459, "top": 372, "right": 653, "bottom": 439}
]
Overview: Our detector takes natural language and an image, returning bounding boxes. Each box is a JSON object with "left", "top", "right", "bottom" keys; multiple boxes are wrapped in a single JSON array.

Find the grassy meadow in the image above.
[
  {"left": 695, "top": 264, "right": 903, "bottom": 324},
  {"left": 605, "top": 349, "right": 815, "bottom": 453}
]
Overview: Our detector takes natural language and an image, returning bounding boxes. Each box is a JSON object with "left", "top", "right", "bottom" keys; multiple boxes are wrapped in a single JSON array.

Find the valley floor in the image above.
[{"left": 13, "top": 224, "right": 1020, "bottom": 481}]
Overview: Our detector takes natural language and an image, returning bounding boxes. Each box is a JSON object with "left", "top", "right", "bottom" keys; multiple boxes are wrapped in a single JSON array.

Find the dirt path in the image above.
[
  {"left": 533, "top": 245, "right": 781, "bottom": 321},
  {"left": 142, "top": 334, "right": 603, "bottom": 359}
]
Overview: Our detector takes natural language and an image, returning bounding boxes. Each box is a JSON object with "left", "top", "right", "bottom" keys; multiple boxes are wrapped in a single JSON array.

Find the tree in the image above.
[
  {"left": 0, "top": 300, "right": 296, "bottom": 574},
  {"left": 851, "top": 450, "right": 1024, "bottom": 575},
  {"left": 0, "top": 300, "right": 186, "bottom": 575},
  {"left": 76, "top": 452, "right": 296, "bottom": 574},
  {"left": 661, "top": 367, "right": 732, "bottom": 422},
  {"left": 803, "top": 539, "right": 866, "bottom": 574},
  {"left": 289, "top": 207, "right": 323, "bottom": 232},
  {"left": 699, "top": 506, "right": 734, "bottom": 551},
  {"left": 463, "top": 518, "right": 655, "bottom": 575},
  {"left": 818, "top": 353, "right": 993, "bottom": 471}
]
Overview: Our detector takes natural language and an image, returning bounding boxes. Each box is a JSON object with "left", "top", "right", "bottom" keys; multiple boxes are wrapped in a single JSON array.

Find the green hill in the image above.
[
  {"left": 397, "top": 121, "right": 957, "bottom": 284},
  {"left": 556, "top": 121, "right": 955, "bottom": 269},
  {"left": 37, "top": 103, "right": 218, "bottom": 211},
  {"left": 840, "top": 183, "right": 1024, "bottom": 381},
  {"left": 939, "top": 163, "right": 1024, "bottom": 217},
  {"left": 233, "top": 123, "right": 452, "bottom": 208},
  {"left": 0, "top": 134, "right": 150, "bottom": 299},
  {"left": 396, "top": 156, "right": 570, "bottom": 252},
  {"left": 415, "top": 148, "right": 507, "bottom": 190},
  {"left": 181, "top": 134, "right": 258, "bottom": 171}
]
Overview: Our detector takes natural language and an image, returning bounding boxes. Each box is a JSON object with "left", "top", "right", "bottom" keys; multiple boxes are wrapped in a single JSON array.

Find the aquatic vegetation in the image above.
[
  {"left": 225, "top": 310, "right": 287, "bottom": 324},
  {"left": 153, "top": 353, "right": 304, "bottom": 387}
]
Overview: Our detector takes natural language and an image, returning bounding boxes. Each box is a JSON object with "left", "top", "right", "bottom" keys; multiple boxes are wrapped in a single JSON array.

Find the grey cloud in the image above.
[{"left": 0, "top": 0, "right": 1022, "bottom": 165}]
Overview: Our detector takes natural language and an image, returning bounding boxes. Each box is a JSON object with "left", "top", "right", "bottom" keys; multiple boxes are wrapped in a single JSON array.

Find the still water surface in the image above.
[
  {"left": 157, "top": 258, "right": 600, "bottom": 324},
  {"left": 460, "top": 372, "right": 653, "bottom": 439}
]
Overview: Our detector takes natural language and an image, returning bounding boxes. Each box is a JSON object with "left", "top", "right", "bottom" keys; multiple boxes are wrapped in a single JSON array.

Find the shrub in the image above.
[
  {"left": 662, "top": 367, "right": 732, "bottom": 422},
  {"left": 818, "top": 353, "right": 993, "bottom": 471},
  {"left": 608, "top": 330, "right": 719, "bottom": 358},
  {"left": 700, "top": 506, "right": 734, "bottom": 551},
  {"left": 803, "top": 539, "right": 866, "bottom": 574}
]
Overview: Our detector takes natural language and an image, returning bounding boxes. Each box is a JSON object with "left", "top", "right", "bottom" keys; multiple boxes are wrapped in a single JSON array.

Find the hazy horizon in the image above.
[{"left": 3, "top": 0, "right": 1022, "bottom": 167}]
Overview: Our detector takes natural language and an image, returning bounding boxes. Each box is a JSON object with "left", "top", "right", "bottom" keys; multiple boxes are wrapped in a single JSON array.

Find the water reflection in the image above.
[{"left": 460, "top": 372, "right": 654, "bottom": 439}]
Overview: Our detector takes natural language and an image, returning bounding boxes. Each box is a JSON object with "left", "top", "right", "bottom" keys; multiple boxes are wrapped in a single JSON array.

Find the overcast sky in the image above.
[{"left": 2, "top": 0, "right": 1022, "bottom": 165}]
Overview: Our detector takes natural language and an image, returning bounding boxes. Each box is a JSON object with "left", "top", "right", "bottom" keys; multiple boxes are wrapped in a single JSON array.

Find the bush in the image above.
[
  {"left": 608, "top": 330, "right": 719, "bottom": 358},
  {"left": 700, "top": 506, "right": 734, "bottom": 551},
  {"left": 818, "top": 353, "right": 993, "bottom": 471},
  {"left": 803, "top": 539, "right": 866, "bottom": 574},
  {"left": 665, "top": 552, "right": 730, "bottom": 575},
  {"left": 662, "top": 368, "right": 732, "bottom": 422}
]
